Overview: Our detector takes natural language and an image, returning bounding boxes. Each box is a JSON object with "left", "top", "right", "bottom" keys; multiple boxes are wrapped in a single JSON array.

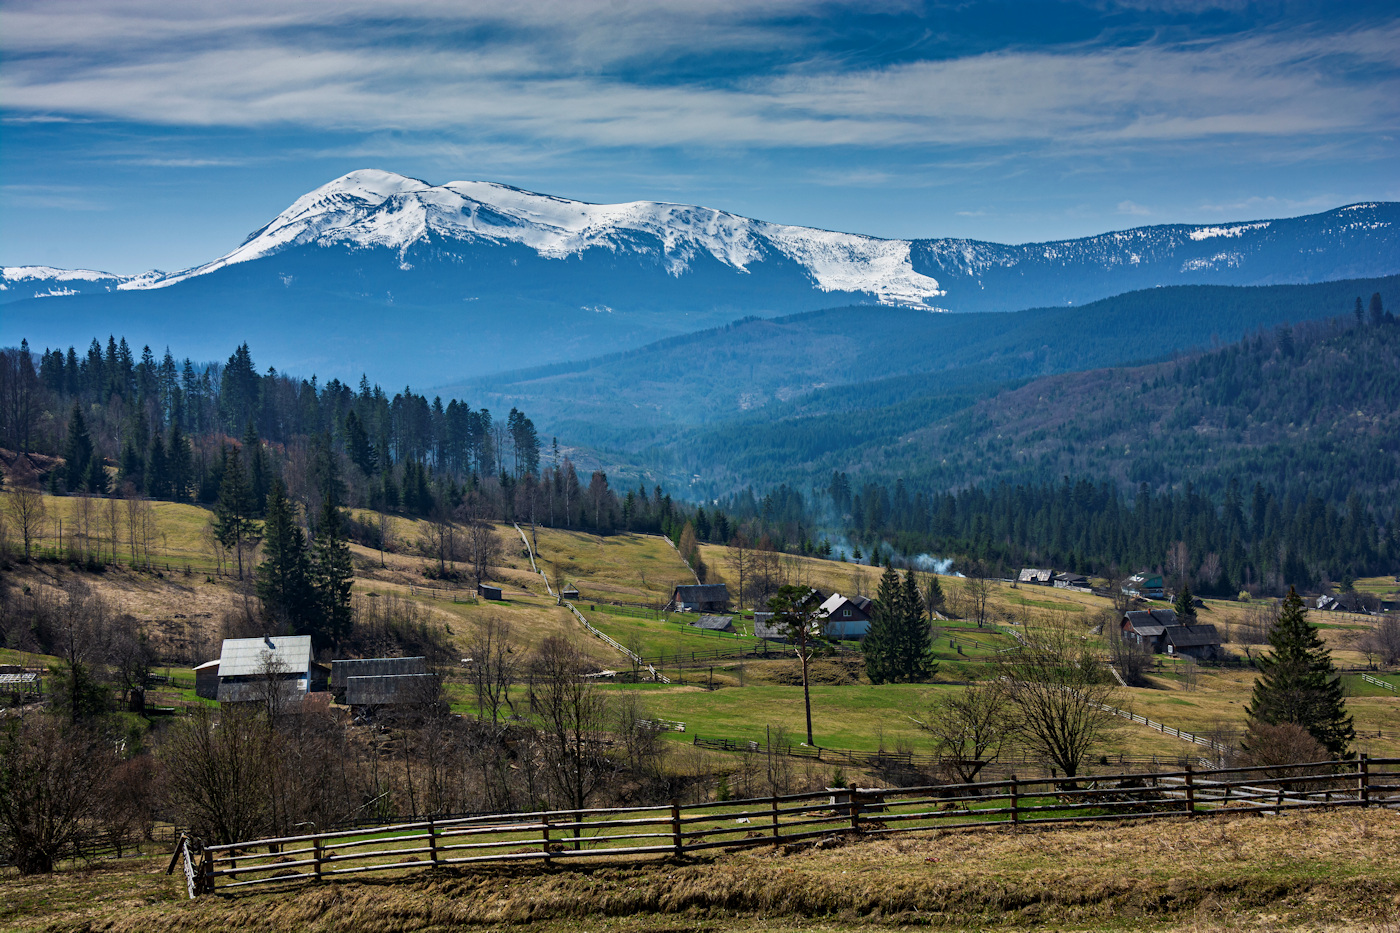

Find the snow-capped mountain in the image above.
[
  {"left": 114, "top": 169, "right": 947, "bottom": 308},
  {"left": 2, "top": 170, "right": 1397, "bottom": 386}
]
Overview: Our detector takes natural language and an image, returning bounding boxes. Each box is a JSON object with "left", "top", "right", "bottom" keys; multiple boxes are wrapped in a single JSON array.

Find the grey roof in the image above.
[
  {"left": 332, "top": 656, "right": 427, "bottom": 688},
  {"left": 752, "top": 612, "right": 787, "bottom": 641},
  {"left": 193, "top": 659, "right": 222, "bottom": 672},
  {"left": 345, "top": 673, "right": 438, "bottom": 706},
  {"left": 1124, "top": 609, "right": 1178, "bottom": 628},
  {"left": 1129, "top": 624, "right": 1169, "bottom": 637},
  {"left": 217, "top": 635, "right": 312, "bottom": 678},
  {"left": 673, "top": 584, "right": 730, "bottom": 601},
  {"left": 1165, "top": 624, "right": 1222, "bottom": 648},
  {"left": 690, "top": 614, "right": 734, "bottom": 631},
  {"left": 1019, "top": 568, "right": 1053, "bottom": 583},
  {"left": 217, "top": 679, "right": 306, "bottom": 704},
  {"left": 0, "top": 673, "right": 39, "bottom": 686},
  {"left": 1054, "top": 572, "right": 1087, "bottom": 582}
]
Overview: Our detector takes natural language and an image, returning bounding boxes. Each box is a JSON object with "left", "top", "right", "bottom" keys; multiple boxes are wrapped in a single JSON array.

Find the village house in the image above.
[
  {"left": 669, "top": 584, "right": 731, "bottom": 612},
  {"left": 819, "top": 593, "right": 874, "bottom": 640},
  {"left": 1122, "top": 571, "right": 1165, "bottom": 600},
  {"left": 1053, "top": 572, "right": 1089, "bottom": 589},
  {"left": 207, "top": 635, "right": 329, "bottom": 705},
  {"left": 1120, "top": 608, "right": 1223, "bottom": 661},
  {"left": 1018, "top": 568, "right": 1054, "bottom": 586}
]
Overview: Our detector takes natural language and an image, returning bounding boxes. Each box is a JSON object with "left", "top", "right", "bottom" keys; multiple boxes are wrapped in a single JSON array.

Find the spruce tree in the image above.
[
  {"left": 62, "top": 403, "right": 93, "bottom": 492},
  {"left": 212, "top": 452, "right": 260, "bottom": 580},
  {"left": 1245, "top": 587, "right": 1355, "bottom": 758},
  {"left": 309, "top": 494, "right": 354, "bottom": 648},
  {"left": 1173, "top": 581, "right": 1197, "bottom": 624},
  {"left": 145, "top": 431, "right": 169, "bottom": 499},
  {"left": 897, "top": 569, "right": 936, "bottom": 681},
  {"left": 862, "top": 562, "right": 902, "bottom": 684},
  {"left": 256, "top": 481, "right": 312, "bottom": 631}
]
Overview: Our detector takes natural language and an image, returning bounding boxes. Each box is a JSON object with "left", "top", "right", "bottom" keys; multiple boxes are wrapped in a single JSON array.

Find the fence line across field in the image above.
[{"left": 183, "top": 755, "right": 1399, "bottom": 898}]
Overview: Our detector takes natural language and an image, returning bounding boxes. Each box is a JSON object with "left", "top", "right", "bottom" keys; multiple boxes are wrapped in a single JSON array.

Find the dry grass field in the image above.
[{"left": 4, "top": 809, "right": 1398, "bottom": 932}]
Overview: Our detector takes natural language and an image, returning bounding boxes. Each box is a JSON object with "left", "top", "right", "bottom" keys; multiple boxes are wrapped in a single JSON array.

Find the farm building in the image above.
[
  {"left": 1120, "top": 609, "right": 1222, "bottom": 660},
  {"left": 561, "top": 584, "right": 581, "bottom": 600},
  {"left": 689, "top": 614, "right": 735, "bottom": 633},
  {"left": 211, "top": 635, "right": 329, "bottom": 704},
  {"left": 193, "top": 659, "right": 221, "bottom": 700},
  {"left": 1018, "top": 568, "right": 1054, "bottom": 585},
  {"left": 344, "top": 673, "right": 439, "bottom": 708},
  {"left": 752, "top": 612, "right": 783, "bottom": 641},
  {"left": 1053, "top": 572, "right": 1089, "bottom": 589},
  {"left": 669, "top": 584, "right": 730, "bottom": 612},
  {"left": 331, "top": 657, "right": 427, "bottom": 700},
  {"left": 477, "top": 583, "right": 503, "bottom": 600},
  {"left": 819, "top": 593, "right": 873, "bottom": 640},
  {"left": 1122, "top": 572, "right": 1165, "bottom": 599}
]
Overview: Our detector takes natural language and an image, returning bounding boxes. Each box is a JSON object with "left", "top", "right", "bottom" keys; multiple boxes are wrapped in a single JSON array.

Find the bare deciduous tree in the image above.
[
  {"left": 5, "top": 485, "right": 46, "bottom": 560},
  {"left": 161, "top": 705, "right": 274, "bottom": 845},
  {"left": 996, "top": 615, "right": 1119, "bottom": 779},
  {"left": 467, "top": 616, "right": 518, "bottom": 727},
  {"left": 528, "top": 636, "right": 612, "bottom": 824},
  {"left": 919, "top": 683, "right": 1009, "bottom": 783}
]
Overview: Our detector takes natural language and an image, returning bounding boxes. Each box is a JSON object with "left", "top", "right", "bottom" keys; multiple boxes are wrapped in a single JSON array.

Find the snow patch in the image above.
[{"left": 1188, "top": 222, "right": 1270, "bottom": 241}]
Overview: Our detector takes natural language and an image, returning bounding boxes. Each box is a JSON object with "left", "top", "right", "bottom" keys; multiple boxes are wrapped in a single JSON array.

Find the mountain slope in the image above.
[{"left": 2, "top": 170, "right": 1396, "bottom": 387}]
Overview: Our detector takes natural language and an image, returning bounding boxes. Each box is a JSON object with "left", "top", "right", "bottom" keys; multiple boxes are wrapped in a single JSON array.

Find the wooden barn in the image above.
[
  {"left": 344, "top": 673, "right": 439, "bottom": 708},
  {"left": 477, "top": 583, "right": 503, "bottom": 601},
  {"left": 689, "top": 614, "right": 735, "bottom": 633},
  {"left": 331, "top": 656, "right": 427, "bottom": 700},
  {"left": 670, "top": 584, "right": 731, "bottom": 612}
]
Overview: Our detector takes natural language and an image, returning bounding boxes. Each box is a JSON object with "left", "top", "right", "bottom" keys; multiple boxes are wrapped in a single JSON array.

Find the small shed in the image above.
[
  {"left": 193, "top": 659, "right": 221, "bottom": 700},
  {"left": 477, "top": 583, "right": 503, "bottom": 601},
  {"left": 561, "top": 584, "right": 581, "bottom": 600},
  {"left": 690, "top": 614, "right": 735, "bottom": 633},
  {"left": 345, "top": 673, "right": 439, "bottom": 707},
  {"left": 670, "top": 584, "right": 731, "bottom": 612}
]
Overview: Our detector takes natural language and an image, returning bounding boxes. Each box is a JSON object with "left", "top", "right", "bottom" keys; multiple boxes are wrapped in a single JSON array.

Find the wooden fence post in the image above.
[
  {"left": 201, "top": 849, "right": 215, "bottom": 895},
  {"left": 1359, "top": 753, "right": 1370, "bottom": 806},
  {"left": 849, "top": 789, "right": 861, "bottom": 832},
  {"left": 313, "top": 837, "right": 323, "bottom": 881},
  {"left": 670, "top": 798, "right": 683, "bottom": 856},
  {"left": 1010, "top": 776, "right": 1020, "bottom": 830},
  {"left": 541, "top": 814, "right": 552, "bottom": 864},
  {"left": 428, "top": 818, "right": 438, "bottom": 868},
  {"left": 770, "top": 797, "right": 780, "bottom": 840},
  {"left": 1184, "top": 764, "right": 1196, "bottom": 816}
]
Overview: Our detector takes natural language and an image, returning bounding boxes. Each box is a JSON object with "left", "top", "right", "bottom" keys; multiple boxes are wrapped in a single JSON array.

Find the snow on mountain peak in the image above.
[{"left": 121, "top": 170, "right": 945, "bottom": 307}]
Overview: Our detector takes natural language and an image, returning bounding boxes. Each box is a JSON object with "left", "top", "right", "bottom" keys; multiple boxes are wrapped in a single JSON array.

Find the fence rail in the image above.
[
  {"left": 188, "top": 755, "right": 1399, "bottom": 896},
  {"left": 1361, "top": 673, "right": 1398, "bottom": 694}
]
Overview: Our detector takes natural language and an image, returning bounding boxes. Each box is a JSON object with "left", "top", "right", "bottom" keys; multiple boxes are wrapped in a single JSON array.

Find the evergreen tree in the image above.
[
  {"left": 897, "top": 569, "right": 936, "bottom": 681},
  {"left": 862, "top": 563, "right": 902, "bottom": 684},
  {"left": 167, "top": 423, "right": 193, "bottom": 501},
  {"left": 1369, "top": 292, "right": 1385, "bottom": 326},
  {"left": 62, "top": 403, "right": 93, "bottom": 492},
  {"left": 242, "top": 422, "right": 270, "bottom": 514},
  {"left": 1354, "top": 296, "right": 1365, "bottom": 325},
  {"left": 212, "top": 451, "right": 260, "bottom": 580},
  {"left": 1245, "top": 587, "right": 1355, "bottom": 758},
  {"left": 923, "top": 573, "right": 946, "bottom": 616},
  {"left": 309, "top": 494, "right": 354, "bottom": 648},
  {"left": 145, "top": 431, "right": 170, "bottom": 499},
  {"left": 256, "top": 481, "right": 313, "bottom": 632},
  {"left": 1173, "top": 581, "right": 1197, "bottom": 625}
]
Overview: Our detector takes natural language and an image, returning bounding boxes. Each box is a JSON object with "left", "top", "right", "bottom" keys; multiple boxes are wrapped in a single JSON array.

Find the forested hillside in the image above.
[{"left": 467, "top": 273, "right": 1400, "bottom": 487}]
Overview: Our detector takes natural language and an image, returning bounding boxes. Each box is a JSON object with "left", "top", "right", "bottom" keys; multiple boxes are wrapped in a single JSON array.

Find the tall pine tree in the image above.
[
  {"left": 309, "top": 494, "right": 354, "bottom": 648},
  {"left": 1245, "top": 587, "right": 1354, "bottom": 758},
  {"left": 256, "top": 480, "right": 313, "bottom": 633},
  {"left": 62, "top": 403, "right": 93, "bottom": 492},
  {"left": 212, "top": 451, "right": 260, "bottom": 580},
  {"left": 862, "top": 562, "right": 903, "bottom": 684},
  {"left": 896, "top": 569, "right": 936, "bottom": 682}
]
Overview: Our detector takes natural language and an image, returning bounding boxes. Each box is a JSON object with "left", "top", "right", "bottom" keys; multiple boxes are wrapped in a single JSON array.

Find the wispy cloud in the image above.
[
  {"left": 2, "top": 184, "right": 109, "bottom": 211},
  {"left": 2, "top": 2, "right": 1396, "bottom": 157}
]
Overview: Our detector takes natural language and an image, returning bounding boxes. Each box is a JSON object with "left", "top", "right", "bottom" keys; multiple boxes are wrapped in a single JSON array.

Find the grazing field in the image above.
[{"left": 4, "top": 809, "right": 1397, "bottom": 932}]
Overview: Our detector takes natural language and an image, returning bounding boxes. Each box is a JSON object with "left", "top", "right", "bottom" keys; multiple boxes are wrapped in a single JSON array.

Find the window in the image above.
[{"left": 843, "top": 609, "right": 851, "bottom": 617}]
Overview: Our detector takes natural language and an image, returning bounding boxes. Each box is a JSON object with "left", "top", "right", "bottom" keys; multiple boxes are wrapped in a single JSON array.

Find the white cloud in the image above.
[
  {"left": 0, "top": 1, "right": 1397, "bottom": 157},
  {"left": 1117, "top": 200, "right": 1151, "bottom": 215}
]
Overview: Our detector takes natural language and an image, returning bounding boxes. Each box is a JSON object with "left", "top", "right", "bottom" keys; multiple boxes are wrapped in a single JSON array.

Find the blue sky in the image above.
[{"left": 3, "top": 0, "right": 1398, "bottom": 274}]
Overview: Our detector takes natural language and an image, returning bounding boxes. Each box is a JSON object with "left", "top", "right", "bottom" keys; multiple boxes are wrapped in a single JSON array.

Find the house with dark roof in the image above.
[
  {"left": 332, "top": 657, "right": 427, "bottom": 701},
  {"left": 1053, "top": 572, "right": 1089, "bottom": 589},
  {"left": 670, "top": 584, "right": 730, "bottom": 612},
  {"left": 1121, "top": 608, "right": 1222, "bottom": 660}
]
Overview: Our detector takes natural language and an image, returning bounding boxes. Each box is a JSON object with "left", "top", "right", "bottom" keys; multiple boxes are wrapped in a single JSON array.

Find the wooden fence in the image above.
[{"left": 186, "top": 755, "right": 1399, "bottom": 897}]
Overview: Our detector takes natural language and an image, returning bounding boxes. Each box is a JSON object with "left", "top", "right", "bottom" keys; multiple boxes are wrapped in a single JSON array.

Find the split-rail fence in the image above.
[{"left": 178, "top": 754, "right": 1398, "bottom": 897}]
